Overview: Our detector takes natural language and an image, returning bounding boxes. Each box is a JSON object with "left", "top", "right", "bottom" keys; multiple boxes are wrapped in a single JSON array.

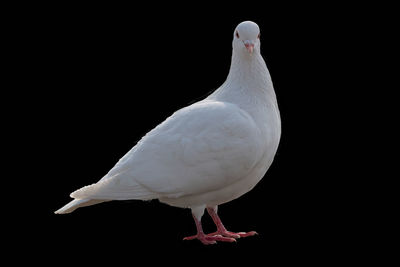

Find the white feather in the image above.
[
  {"left": 54, "top": 199, "right": 106, "bottom": 214},
  {"left": 55, "top": 21, "right": 281, "bottom": 216}
]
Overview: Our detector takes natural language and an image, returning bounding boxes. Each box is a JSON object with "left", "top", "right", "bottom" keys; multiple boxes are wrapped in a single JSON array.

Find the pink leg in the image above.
[
  {"left": 206, "top": 207, "right": 258, "bottom": 239},
  {"left": 183, "top": 214, "right": 236, "bottom": 245}
]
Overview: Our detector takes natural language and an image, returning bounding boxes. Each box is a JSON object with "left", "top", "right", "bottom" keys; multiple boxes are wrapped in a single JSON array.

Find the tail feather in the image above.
[
  {"left": 70, "top": 178, "right": 158, "bottom": 200},
  {"left": 54, "top": 198, "right": 107, "bottom": 214}
]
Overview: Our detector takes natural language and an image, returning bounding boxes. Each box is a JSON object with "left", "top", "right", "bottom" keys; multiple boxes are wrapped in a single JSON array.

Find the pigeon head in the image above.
[{"left": 233, "top": 21, "right": 261, "bottom": 55}]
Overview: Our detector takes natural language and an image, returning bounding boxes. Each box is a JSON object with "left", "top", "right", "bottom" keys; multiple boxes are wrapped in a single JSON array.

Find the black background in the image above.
[{"left": 6, "top": 2, "right": 385, "bottom": 264}]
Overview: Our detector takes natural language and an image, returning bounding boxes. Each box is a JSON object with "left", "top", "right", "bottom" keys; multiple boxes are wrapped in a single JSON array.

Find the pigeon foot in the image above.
[
  {"left": 207, "top": 230, "right": 258, "bottom": 239},
  {"left": 183, "top": 233, "right": 236, "bottom": 245}
]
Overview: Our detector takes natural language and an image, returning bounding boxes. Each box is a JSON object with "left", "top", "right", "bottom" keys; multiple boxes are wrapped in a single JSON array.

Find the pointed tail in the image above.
[{"left": 54, "top": 199, "right": 107, "bottom": 214}]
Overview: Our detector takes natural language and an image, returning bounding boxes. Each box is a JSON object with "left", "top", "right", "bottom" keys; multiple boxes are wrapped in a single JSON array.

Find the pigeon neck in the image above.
[
  {"left": 227, "top": 50, "right": 273, "bottom": 92},
  {"left": 209, "top": 50, "right": 278, "bottom": 111}
]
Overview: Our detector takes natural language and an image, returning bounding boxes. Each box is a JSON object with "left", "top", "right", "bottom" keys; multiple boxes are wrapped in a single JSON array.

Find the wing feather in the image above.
[{"left": 71, "top": 100, "right": 263, "bottom": 200}]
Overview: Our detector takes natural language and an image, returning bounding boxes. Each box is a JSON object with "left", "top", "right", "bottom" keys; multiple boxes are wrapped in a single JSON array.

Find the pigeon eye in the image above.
[
  {"left": 236, "top": 31, "right": 240, "bottom": 38},
  {"left": 257, "top": 33, "right": 260, "bottom": 39}
]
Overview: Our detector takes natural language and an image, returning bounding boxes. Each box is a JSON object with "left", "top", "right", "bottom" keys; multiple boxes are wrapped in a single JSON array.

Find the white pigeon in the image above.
[{"left": 55, "top": 21, "right": 281, "bottom": 245}]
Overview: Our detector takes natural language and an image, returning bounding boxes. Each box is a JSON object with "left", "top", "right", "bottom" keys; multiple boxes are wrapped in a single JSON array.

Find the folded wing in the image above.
[{"left": 71, "top": 100, "right": 264, "bottom": 200}]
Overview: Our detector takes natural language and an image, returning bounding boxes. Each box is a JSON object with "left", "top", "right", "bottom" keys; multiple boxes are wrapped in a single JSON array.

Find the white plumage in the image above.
[{"left": 55, "top": 21, "right": 281, "bottom": 244}]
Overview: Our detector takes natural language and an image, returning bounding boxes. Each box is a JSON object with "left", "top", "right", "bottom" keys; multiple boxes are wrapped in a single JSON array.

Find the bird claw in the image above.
[
  {"left": 236, "top": 231, "right": 258, "bottom": 238},
  {"left": 207, "top": 230, "right": 258, "bottom": 239},
  {"left": 208, "top": 234, "right": 237, "bottom": 243},
  {"left": 184, "top": 231, "right": 257, "bottom": 245},
  {"left": 183, "top": 233, "right": 236, "bottom": 245}
]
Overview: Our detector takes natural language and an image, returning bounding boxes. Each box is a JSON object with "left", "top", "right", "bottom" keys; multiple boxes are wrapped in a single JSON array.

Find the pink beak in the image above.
[{"left": 244, "top": 41, "right": 255, "bottom": 54}]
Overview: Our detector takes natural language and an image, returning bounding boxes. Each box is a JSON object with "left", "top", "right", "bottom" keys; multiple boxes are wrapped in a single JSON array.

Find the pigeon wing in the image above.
[{"left": 71, "top": 100, "right": 264, "bottom": 200}]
